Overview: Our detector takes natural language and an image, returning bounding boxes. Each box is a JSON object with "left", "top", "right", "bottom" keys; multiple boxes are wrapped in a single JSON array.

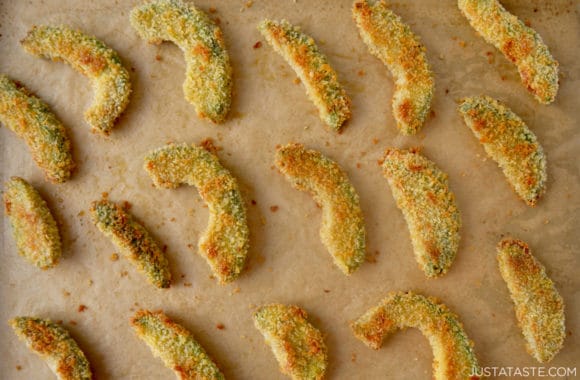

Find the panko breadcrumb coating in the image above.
[
  {"left": 90, "top": 199, "right": 172, "bottom": 288},
  {"left": 458, "top": 0, "right": 559, "bottom": 104},
  {"left": 10, "top": 317, "right": 93, "bottom": 380},
  {"left": 275, "top": 143, "right": 365, "bottom": 275},
  {"left": 352, "top": 0, "right": 434, "bottom": 135},
  {"left": 3, "top": 177, "right": 61, "bottom": 269},
  {"left": 254, "top": 304, "right": 327, "bottom": 380},
  {"left": 130, "top": 0, "right": 232, "bottom": 123},
  {"left": 0, "top": 75, "right": 75, "bottom": 183},
  {"left": 21, "top": 25, "right": 132, "bottom": 134},
  {"left": 144, "top": 143, "right": 249, "bottom": 283},
  {"left": 351, "top": 291, "right": 481, "bottom": 380},
  {"left": 458, "top": 95, "right": 547, "bottom": 206},
  {"left": 131, "top": 310, "right": 225, "bottom": 380},
  {"left": 258, "top": 19, "right": 351, "bottom": 131},
  {"left": 380, "top": 148, "right": 461, "bottom": 277},
  {"left": 497, "top": 238, "right": 565, "bottom": 363}
]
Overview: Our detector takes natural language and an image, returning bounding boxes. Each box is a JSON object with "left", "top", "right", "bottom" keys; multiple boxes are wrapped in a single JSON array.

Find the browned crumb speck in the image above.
[{"left": 199, "top": 137, "right": 222, "bottom": 154}]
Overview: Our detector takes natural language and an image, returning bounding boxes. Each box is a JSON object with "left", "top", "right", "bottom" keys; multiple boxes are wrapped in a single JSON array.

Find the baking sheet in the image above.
[{"left": 1, "top": 0, "right": 579, "bottom": 379}]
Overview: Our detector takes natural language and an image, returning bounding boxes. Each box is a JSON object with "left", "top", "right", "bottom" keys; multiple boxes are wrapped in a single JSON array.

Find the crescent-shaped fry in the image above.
[
  {"left": 21, "top": 25, "right": 132, "bottom": 134},
  {"left": 351, "top": 291, "right": 481, "bottom": 380},
  {"left": 10, "top": 316, "right": 92, "bottom": 380},
  {"left": 457, "top": 0, "right": 559, "bottom": 104},
  {"left": 258, "top": 19, "right": 351, "bottom": 131},
  {"left": 253, "top": 304, "right": 328, "bottom": 380},
  {"left": 0, "top": 75, "right": 74, "bottom": 183},
  {"left": 352, "top": 0, "right": 434, "bottom": 135},
  {"left": 130, "top": 310, "right": 225, "bottom": 380},
  {"left": 274, "top": 143, "right": 366, "bottom": 275},
  {"left": 3, "top": 177, "right": 61, "bottom": 269},
  {"left": 21, "top": 25, "right": 131, "bottom": 135},
  {"left": 89, "top": 199, "right": 172, "bottom": 288},
  {"left": 380, "top": 148, "right": 461, "bottom": 277},
  {"left": 497, "top": 238, "right": 565, "bottom": 363},
  {"left": 144, "top": 143, "right": 249, "bottom": 283},
  {"left": 130, "top": 0, "right": 232, "bottom": 123},
  {"left": 458, "top": 95, "right": 547, "bottom": 206}
]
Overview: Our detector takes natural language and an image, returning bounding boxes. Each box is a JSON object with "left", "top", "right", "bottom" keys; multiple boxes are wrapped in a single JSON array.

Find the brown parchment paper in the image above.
[{"left": 1, "top": 1, "right": 579, "bottom": 379}]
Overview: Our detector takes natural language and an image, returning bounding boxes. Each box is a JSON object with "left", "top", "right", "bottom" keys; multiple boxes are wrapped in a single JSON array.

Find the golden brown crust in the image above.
[
  {"left": 458, "top": 96, "right": 547, "bottom": 206},
  {"left": 3, "top": 177, "right": 61, "bottom": 269},
  {"left": 144, "top": 143, "right": 249, "bottom": 283},
  {"left": 130, "top": 0, "right": 232, "bottom": 123},
  {"left": 352, "top": 0, "right": 434, "bottom": 135},
  {"left": 380, "top": 148, "right": 461, "bottom": 277},
  {"left": 131, "top": 310, "right": 225, "bottom": 379},
  {"left": 457, "top": 0, "right": 558, "bottom": 104},
  {"left": 258, "top": 19, "right": 351, "bottom": 131},
  {"left": 21, "top": 25, "right": 132, "bottom": 134},
  {"left": 497, "top": 238, "right": 565, "bottom": 363},
  {"left": 253, "top": 304, "right": 328, "bottom": 380},
  {"left": 275, "top": 143, "right": 365, "bottom": 274},
  {"left": 351, "top": 291, "right": 481, "bottom": 380},
  {"left": 89, "top": 199, "right": 172, "bottom": 288},
  {"left": 10, "top": 317, "right": 92, "bottom": 380},
  {"left": 0, "top": 75, "right": 75, "bottom": 183}
]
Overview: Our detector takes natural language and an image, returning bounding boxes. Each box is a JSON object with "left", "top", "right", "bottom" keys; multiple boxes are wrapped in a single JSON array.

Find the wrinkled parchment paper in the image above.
[{"left": 1, "top": 0, "right": 579, "bottom": 378}]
